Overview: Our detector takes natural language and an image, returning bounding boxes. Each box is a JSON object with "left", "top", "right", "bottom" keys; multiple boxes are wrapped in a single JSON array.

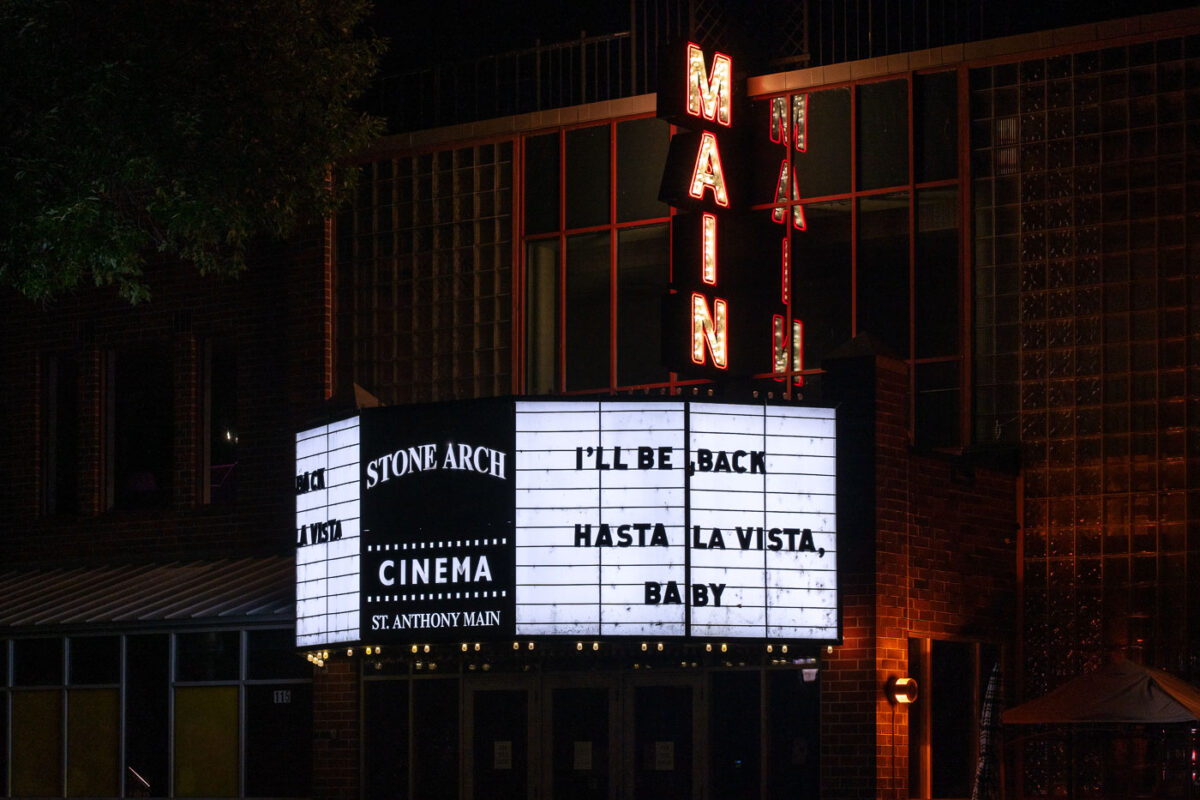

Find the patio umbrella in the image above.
[{"left": 1002, "top": 659, "right": 1200, "bottom": 725}]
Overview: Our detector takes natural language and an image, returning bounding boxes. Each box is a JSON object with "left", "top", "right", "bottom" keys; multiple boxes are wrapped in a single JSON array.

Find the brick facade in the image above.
[
  {"left": 0, "top": 230, "right": 331, "bottom": 565},
  {"left": 312, "top": 659, "right": 361, "bottom": 800},
  {"left": 821, "top": 344, "right": 1018, "bottom": 800}
]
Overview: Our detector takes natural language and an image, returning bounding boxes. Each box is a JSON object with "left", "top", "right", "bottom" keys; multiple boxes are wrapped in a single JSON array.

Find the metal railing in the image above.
[{"left": 375, "top": 31, "right": 651, "bottom": 133}]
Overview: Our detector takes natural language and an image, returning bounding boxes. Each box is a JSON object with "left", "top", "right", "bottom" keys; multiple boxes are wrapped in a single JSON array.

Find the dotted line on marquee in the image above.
[
  {"left": 366, "top": 538, "right": 507, "bottom": 552},
  {"left": 368, "top": 590, "right": 509, "bottom": 603}
]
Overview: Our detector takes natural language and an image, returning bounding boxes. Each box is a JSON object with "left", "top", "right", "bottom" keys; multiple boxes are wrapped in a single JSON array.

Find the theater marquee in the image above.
[{"left": 295, "top": 399, "right": 838, "bottom": 648}]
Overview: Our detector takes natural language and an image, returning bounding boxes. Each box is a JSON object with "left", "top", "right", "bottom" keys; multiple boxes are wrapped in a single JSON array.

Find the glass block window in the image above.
[
  {"left": 970, "top": 37, "right": 1199, "bottom": 701},
  {"left": 336, "top": 142, "right": 515, "bottom": 404}
]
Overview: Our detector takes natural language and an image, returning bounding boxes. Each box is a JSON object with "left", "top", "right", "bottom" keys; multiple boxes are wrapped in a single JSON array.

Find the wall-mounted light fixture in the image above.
[{"left": 886, "top": 676, "right": 918, "bottom": 705}]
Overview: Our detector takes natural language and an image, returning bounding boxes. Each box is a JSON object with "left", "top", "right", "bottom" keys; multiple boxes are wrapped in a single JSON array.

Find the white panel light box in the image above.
[
  {"left": 295, "top": 416, "right": 361, "bottom": 647},
  {"left": 295, "top": 399, "right": 837, "bottom": 647}
]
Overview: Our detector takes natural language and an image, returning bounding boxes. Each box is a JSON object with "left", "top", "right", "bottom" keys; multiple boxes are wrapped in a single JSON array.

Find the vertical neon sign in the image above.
[
  {"left": 685, "top": 46, "right": 732, "bottom": 369},
  {"left": 658, "top": 42, "right": 738, "bottom": 372}
]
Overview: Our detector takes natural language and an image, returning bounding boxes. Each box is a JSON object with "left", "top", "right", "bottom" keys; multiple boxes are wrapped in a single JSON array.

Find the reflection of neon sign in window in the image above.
[
  {"left": 770, "top": 94, "right": 807, "bottom": 151},
  {"left": 772, "top": 315, "right": 803, "bottom": 386},
  {"left": 771, "top": 161, "right": 806, "bottom": 229},
  {"left": 771, "top": 94, "right": 809, "bottom": 387}
]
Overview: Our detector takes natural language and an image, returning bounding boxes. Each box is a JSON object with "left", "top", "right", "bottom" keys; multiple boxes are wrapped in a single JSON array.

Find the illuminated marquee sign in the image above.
[
  {"left": 295, "top": 399, "right": 838, "bottom": 646},
  {"left": 295, "top": 416, "right": 361, "bottom": 647},
  {"left": 658, "top": 41, "right": 806, "bottom": 383}
]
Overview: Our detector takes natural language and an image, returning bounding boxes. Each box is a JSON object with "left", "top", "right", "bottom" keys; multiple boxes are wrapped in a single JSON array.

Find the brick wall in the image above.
[
  {"left": 0, "top": 229, "right": 332, "bottom": 566},
  {"left": 312, "top": 659, "right": 361, "bottom": 800},
  {"left": 820, "top": 345, "right": 1018, "bottom": 800}
]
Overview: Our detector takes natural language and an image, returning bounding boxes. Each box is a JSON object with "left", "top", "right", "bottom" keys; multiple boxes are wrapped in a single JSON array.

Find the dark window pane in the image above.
[
  {"left": 364, "top": 681, "right": 409, "bottom": 800},
  {"left": 524, "top": 134, "right": 559, "bottom": 234},
  {"left": 472, "top": 690, "right": 528, "bottom": 800},
  {"left": 856, "top": 193, "right": 911, "bottom": 357},
  {"left": 67, "top": 688, "right": 120, "bottom": 797},
  {"left": 792, "top": 201, "right": 853, "bottom": 369},
  {"left": 69, "top": 636, "right": 120, "bottom": 685},
  {"left": 916, "top": 361, "right": 962, "bottom": 450},
  {"left": 246, "top": 629, "right": 309, "bottom": 680},
  {"left": 552, "top": 687, "right": 609, "bottom": 800},
  {"left": 617, "top": 117, "right": 671, "bottom": 222},
  {"left": 12, "top": 690, "right": 63, "bottom": 796},
  {"left": 246, "top": 683, "right": 312, "bottom": 797},
  {"left": 915, "top": 188, "right": 960, "bottom": 358},
  {"left": 767, "top": 670, "right": 820, "bottom": 798},
  {"left": 126, "top": 634, "right": 169, "bottom": 796},
  {"left": 916, "top": 71, "right": 958, "bottom": 182},
  {"left": 14, "top": 638, "right": 63, "bottom": 686},
  {"left": 525, "top": 240, "right": 560, "bottom": 394},
  {"left": 111, "top": 343, "right": 173, "bottom": 509},
  {"left": 794, "top": 88, "right": 852, "bottom": 198},
  {"left": 566, "top": 126, "right": 610, "bottom": 229},
  {"left": 565, "top": 233, "right": 611, "bottom": 390},
  {"left": 751, "top": 96, "right": 792, "bottom": 207},
  {"left": 711, "top": 671, "right": 760, "bottom": 800},
  {"left": 857, "top": 80, "right": 910, "bottom": 190},
  {"left": 617, "top": 225, "right": 669, "bottom": 387},
  {"left": 634, "top": 686, "right": 692, "bottom": 799},
  {"left": 42, "top": 352, "right": 79, "bottom": 515},
  {"left": 931, "top": 640, "right": 974, "bottom": 796},
  {"left": 175, "top": 631, "right": 240, "bottom": 682},
  {"left": 174, "top": 686, "right": 239, "bottom": 796},
  {"left": 207, "top": 340, "right": 237, "bottom": 504},
  {"left": 0, "top": 693, "right": 7, "bottom": 796},
  {"left": 414, "top": 679, "right": 458, "bottom": 800}
]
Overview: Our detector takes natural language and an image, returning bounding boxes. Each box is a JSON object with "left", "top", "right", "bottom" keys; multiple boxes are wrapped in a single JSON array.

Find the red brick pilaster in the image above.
[
  {"left": 312, "top": 660, "right": 360, "bottom": 800},
  {"left": 872, "top": 355, "right": 912, "bottom": 800}
]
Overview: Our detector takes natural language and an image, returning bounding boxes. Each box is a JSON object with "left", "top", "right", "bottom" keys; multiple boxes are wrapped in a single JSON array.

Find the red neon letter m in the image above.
[{"left": 686, "top": 44, "right": 732, "bottom": 127}]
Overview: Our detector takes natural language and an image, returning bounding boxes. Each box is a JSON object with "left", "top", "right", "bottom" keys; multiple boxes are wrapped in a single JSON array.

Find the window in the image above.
[
  {"left": 2, "top": 629, "right": 310, "bottom": 798},
  {"left": 41, "top": 353, "right": 79, "bottom": 515},
  {"left": 205, "top": 340, "right": 237, "bottom": 504},
  {"left": 126, "top": 634, "right": 170, "bottom": 796},
  {"left": 337, "top": 144, "right": 514, "bottom": 405},
  {"left": 522, "top": 118, "right": 672, "bottom": 394},
  {"left": 107, "top": 343, "right": 173, "bottom": 509},
  {"left": 857, "top": 79, "right": 910, "bottom": 190},
  {"left": 749, "top": 71, "right": 963, "bottom": 446}
]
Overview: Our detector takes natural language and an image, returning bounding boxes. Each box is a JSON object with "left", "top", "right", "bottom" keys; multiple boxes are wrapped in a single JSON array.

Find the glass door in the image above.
[
  {"left": 543, "top": 677, "right": 615, "bottom": 800},
  {"left": 623, "top": 674, "right": 703, "bottom": 800},
  {"left": 464, "top": 676, "right": 537, "bottom": 800}
]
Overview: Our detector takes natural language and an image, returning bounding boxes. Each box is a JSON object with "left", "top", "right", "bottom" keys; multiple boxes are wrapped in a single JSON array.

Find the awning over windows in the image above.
[{"left": 0, "top": 556, "right": 294, "bottom": 634}]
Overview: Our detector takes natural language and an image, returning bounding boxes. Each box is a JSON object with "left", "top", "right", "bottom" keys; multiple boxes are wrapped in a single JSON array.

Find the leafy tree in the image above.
[{"left": 1, "top": 0, "right": 383, "bottom": 302}]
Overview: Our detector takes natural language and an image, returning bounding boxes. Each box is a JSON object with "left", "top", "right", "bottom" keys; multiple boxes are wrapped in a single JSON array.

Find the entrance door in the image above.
[
  {"left": 467, "top": 672, "right": 703, "bottom": 800},
  {"left": 543, "top": 676, "right": 615, "bottom": 800},
  {"left": 464, "top": 676, "right": 537, "bottom": 800},
  {"left": 623, "top": 674, "right": 703, "bottom": 800}
]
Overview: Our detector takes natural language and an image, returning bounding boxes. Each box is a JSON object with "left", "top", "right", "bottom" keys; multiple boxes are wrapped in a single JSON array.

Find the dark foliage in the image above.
[{"left": 1, "top": 0, "right": 383, "bottom": 302}]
